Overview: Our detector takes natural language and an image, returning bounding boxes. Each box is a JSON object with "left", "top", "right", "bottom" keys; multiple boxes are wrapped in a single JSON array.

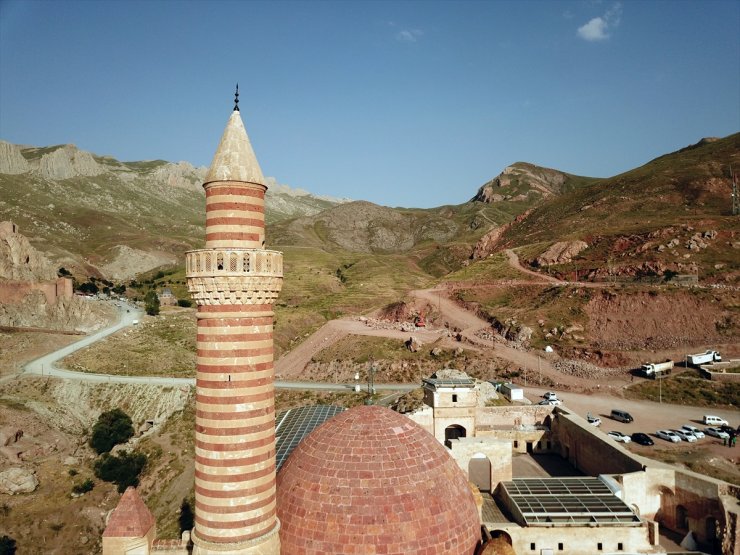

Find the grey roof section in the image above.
[
  {"left": 275, "top": 405, "right": 345, "bottom": 471},
  {"left": 499, "top": 477, "right": 641, "bottom": 526},
  {"left": 422, "top": 377, "right": 475, "bottom": 388},
  {"left": 204, "top": 109, "right": 266, "bottom": 186}
]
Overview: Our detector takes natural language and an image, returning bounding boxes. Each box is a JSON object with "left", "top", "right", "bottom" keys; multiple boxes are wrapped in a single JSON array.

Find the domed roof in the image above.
[{"left": 276, "top": 405, "right": 480, "bottom": 555}]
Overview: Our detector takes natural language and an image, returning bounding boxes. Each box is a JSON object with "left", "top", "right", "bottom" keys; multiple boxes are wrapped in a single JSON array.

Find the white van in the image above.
[
  {"left": 610, "top": 409, "right": 634, "bottom": 423},
  {"left": 703, "top": 415, "right": 728, "bottom": 426}
]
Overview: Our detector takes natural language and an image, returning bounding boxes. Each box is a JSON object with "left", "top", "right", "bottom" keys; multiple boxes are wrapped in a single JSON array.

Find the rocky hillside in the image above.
[
  {"left": 472, "top": 162, "right": 598, "bottom": 204},
  {"left": 471, "top": 134, "right": 740, "bottom": 283},
  {"left": 0, "top": 141, "right": 347, "bottom": 279}
]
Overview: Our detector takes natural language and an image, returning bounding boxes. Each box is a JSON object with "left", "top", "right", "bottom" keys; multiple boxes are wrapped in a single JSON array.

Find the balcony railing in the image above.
[{"left": 186, "top": 248, "right": 283, "bottom": 278}]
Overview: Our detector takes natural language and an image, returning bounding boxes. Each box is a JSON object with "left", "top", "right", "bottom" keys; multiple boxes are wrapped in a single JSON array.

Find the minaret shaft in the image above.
[{"left": 187, "top": 109, "right": 282, "bottom": 555}]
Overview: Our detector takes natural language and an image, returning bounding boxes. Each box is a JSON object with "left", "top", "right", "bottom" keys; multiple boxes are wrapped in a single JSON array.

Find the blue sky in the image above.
[{"left": 1, "top": 0, "right": 738, "bottom": 208}]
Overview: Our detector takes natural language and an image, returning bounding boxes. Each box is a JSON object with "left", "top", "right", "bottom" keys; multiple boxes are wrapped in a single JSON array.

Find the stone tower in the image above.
[{"left": 186, "top": 100, "right": 283, "bottom": 555}]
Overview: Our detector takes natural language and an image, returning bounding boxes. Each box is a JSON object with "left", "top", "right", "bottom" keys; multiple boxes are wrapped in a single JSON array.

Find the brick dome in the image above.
[{"left": 276, "top": 405, "right": 480, "bottom": 555}]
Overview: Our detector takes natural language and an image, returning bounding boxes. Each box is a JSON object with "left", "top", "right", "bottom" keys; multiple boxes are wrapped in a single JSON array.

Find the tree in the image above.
[
  {"left": 94, "top": 451, "right": 147, "bottom": 493},
  {"left": 179, "top": 498, "right": 194, "bottom": 533},
  {"left": 177, "top": 299, "right": 192, "bottom": 308},
  {"left": 90, "top": 408, "right": 134, "bottom": 454},
  {"left": 144, "top": 290, "right": 160, "bottom": 316}
]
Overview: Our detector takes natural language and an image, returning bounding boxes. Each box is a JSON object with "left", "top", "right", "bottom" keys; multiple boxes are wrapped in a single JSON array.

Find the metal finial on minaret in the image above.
[{"left": 234, "top": 83, "right": 240, "bottom": 112}]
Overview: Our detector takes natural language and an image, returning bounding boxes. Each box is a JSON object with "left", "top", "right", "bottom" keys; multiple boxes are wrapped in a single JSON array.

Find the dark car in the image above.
[
  {"left": 719, "top": 424, "right": 735, "bottom": 435},
  {"left": 631, "top": 433, "right": 654, "bottom": 446}
]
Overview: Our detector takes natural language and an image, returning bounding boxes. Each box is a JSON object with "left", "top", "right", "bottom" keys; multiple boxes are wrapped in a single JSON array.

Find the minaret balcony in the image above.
[
  {"left": 185, "top": 248, "right": 283, "bottom": 306},
  {"left": 185, "top": 248, "right": 283, "bottom": 278}
]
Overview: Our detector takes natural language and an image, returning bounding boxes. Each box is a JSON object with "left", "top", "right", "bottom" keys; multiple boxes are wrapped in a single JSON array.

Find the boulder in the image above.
[
  {"left": 535, "top": 240, "right": 588, "bottom": 266},
  {"left": 0, "top": 467, "right": 39, "bottom": 494}
]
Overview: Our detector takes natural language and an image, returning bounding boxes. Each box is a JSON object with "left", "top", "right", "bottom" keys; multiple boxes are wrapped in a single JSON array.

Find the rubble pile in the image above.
[{"left": 553, "top": 359, "right": 625, "bottom": 380}]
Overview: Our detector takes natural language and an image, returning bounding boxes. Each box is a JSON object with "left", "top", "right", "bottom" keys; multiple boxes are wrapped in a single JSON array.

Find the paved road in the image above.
[
  {"left": 19, "top": 305, "right": 416, "bottom": 392},
  {"left": 23, "top": 301, "right": 143, "bottom": 378}
]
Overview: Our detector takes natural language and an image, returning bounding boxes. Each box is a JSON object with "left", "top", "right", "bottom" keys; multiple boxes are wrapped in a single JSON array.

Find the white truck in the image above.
[
  {"left": 640, "top": 360, "right": 673, "bottom": 379},
  {"left": 687, "top": 350, "right": 722, "bottom": 366}
]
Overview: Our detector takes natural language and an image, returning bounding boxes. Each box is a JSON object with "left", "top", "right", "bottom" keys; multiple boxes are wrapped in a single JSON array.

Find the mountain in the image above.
[
  {"left": 473, "top": 133, "right": 740, "bottom": 283},
  {"left": 0, "top": 141, "right": 347, "bottom": 279}
]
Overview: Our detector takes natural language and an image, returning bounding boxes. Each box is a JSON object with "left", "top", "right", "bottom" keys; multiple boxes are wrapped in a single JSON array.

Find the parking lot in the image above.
[{"left": 525, "top": 386, "right": 740, "bottom": 461}]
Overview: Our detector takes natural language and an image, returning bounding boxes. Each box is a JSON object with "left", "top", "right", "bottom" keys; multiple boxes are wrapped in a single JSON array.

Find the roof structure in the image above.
[
  {"left": 498, "top": 477, "right": 642, "bottom": 526},
  {"left": 423, "top": 377, "right": 475, "bottom": 388},
  {"left": 102, "top": 486, "right": 156, "bottom": 538},
  {"left": 276, "top": 405, "right": 481, "bottom": 555},
  {"left": 275, "top": 405, "right": 344, "bottom": 471},
  {"left": 204, "top": 109, "right": 265, "bottom": 186}
]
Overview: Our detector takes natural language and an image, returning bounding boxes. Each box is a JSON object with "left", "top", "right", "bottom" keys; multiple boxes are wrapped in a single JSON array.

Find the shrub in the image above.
[
  {"left": 0, "top": 535, "right": 17, "bottom": 555},
  {"left": 94, "top": 451, "right": 147, "bottom": 493},
  {"left": 72, "top": 479, "right": 95, "bottom": 495},
  {"left": 177, "top": 299, "right": 192, "bottom": 308},
  {"left": 144, "top": 290, "right": 160, "bottom": 316},
  {"left": 90, "top": 408, "right": 134, "bottom": 454},
  {"left": 68, "top": 468, "right": 78, "bottom": 476}
]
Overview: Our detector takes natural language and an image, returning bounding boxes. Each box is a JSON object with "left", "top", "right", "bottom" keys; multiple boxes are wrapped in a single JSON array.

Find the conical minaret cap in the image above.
[{"left": 204, "top": 109, "right": 266, "bottom": 186}]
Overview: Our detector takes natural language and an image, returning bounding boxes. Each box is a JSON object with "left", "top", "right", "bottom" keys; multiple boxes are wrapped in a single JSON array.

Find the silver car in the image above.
[
  {"left": 656, "top": 430, "right": 681, "bottom": 443},
  {"left": 671, "top": 429, "right": 697, "bottom": 442},
  {"left": 681, "top": 425, "right": 705, "bottom": 439},
  {"left": 705, "top": 427, "right": 730, "bottom": 440}
]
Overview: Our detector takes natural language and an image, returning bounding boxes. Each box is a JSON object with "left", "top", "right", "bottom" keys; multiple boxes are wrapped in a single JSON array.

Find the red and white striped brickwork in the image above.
[{"left": 187, "top": 109, "right": 282, "bottom": 555}]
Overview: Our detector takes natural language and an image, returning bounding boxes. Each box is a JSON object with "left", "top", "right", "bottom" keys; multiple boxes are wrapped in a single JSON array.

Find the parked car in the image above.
[
  {"left": 631, "top": 433, "right": 654, "bottom": 446},
  {"left": 719, "top": 424, "right": 735, "bottom": 435},
  {"left": 671, "top": 429, "right": 697, "bottom": 442},
  {"left": 537, "top": 399, "right": 562, "bottom": 406},
  {"left": 611, "top": 409, "right": 634, "bottom": 423},
  {"left": 656, "top": 430, "right": 681, "bottom": 443},
  {"left": 681, "top": 425, "right": 705, "bottom": 439},
  {"left": 705, "top": 427, "right": 730, "bottom": 440},
  {"left": 586, "top": 413, "right": 601, "bottom": 427},
  {"left": 703, "top": 415, "right": 729, "bottom": 426},
  {"left": 543, "top": 391, "right": 559, "bottom": 401},
  {"left": 607, "top": 431, "right": 631, "bottom": 443}
]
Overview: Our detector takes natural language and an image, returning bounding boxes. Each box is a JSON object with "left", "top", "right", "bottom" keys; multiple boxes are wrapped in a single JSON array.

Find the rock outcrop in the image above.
[
  {"left": 151, "top": 161, "right": 206, "bottom": 189},
  {"left": 0, "top": 222, "right": 57, "bottom": 281},
  {"left": 39, "top": 145, "right": 104, "bottom": 180},
  {"left": 0, "top": 141, "right": 30, "bottom": 174},
  {"left": 535, "top": 240, "right": 589, "bottom": 266},
  {"left": 0, "top": 467, "right": 39, "bottom": 494},
  {"left": 472, "top": 163, "right": 571, "bottom": 204}
]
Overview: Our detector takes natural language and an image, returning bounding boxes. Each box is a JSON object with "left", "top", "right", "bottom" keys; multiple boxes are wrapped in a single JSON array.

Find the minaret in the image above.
[{"left": 186, "top": 90, "right": 283, "bottom": 555}]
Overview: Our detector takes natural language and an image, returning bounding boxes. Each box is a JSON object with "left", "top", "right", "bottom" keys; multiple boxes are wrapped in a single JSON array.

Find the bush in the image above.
[
  {"left": 177, "top": 299, "right": 192, "bottom": 308},
  {"left": 77, "top": 281, "right": 99, "bottom": 295},
  {"left": 0, "top": 535, "right": 17, "bottom": 555},
  {"left": 144, "top": 290, "right": 160, "bottom": 316},
  {"left": 94, "top": 451, "right": 147, "bottom": 493},
  {"left": 90, "top": 408, "right": 134, "bottom": 454},
  {"left": 72, "top": 479, "right": 94, "bottom": 495}
]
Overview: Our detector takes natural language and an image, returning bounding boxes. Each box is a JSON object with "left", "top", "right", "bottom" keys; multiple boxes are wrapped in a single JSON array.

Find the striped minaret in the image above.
[{"left": 186, "top": 101, "right": 283, "bottom": 555}]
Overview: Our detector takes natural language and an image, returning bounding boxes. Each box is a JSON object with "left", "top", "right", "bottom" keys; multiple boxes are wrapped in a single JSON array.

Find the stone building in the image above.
[{"left": 157, "top": 287, "right": 177, "bottom": 307}]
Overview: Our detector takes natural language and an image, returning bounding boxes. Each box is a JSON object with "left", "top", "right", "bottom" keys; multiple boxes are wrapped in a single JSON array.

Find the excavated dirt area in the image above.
[{"left": 585, "top": 288, "right": 738, "bottom": 351}]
